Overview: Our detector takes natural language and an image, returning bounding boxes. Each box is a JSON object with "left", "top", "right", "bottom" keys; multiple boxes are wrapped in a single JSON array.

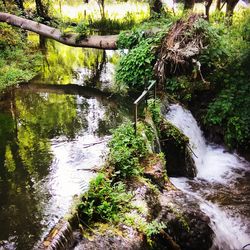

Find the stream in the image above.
[
  {"left": 0, "top": 39, "right": 132, "bottom": 249},
  {"left": 166, "top": 104, "right": 250, "bottom": 249},
  {"left": 1, "top": 36, "right": 250, "bottom": 250}
]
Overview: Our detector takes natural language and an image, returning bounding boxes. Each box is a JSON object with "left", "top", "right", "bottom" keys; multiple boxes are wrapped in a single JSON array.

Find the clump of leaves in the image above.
[
  {"left": 75, "top": 21, "right": 90, "bottom": 41},
  {"left": 124, "top": 213, "right": 166, "bottom": 244},
  {"left": 115, "top": 39, "right": 155, "bottom": 90},
  {"left": 117, "top": 28, "right": 146, "bottom": 49},
  {"left": 108, "top": 122, "right": 147, "bottom": 178},
  {"left": 78, "top": 173, "right": 132, "bottom": 223},
  {"left": 0, "top": 24, "right": 42, "bottom": 91},
  {"left": 0, "top": 23, "right": 21, "bottom": 49},
  {"left": 204, "top": 9, "right": 250, "bottom": 150},
  {"left": 148, "top": 98, "right": 162, "bottom": 125},
  {"left": 165, "top": 76, "right": 195, "bottom": 102}
]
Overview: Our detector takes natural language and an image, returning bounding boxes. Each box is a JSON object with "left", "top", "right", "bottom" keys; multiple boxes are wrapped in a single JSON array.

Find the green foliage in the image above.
[
  {"left": 117, "top": 28, "right": 146, "bottom": 49},
  {"left": 77, "top": 173, "right": 132, "bottom": 223},
  {"left": 123, "top": 213, "right": 166, "bottom": 244},
  {"left": 148, "top": 98, "right": 161, "bottom": 125},
  {"left": 0, "top": 23, "right": 22, "bottom": 49},
  {"left": 115, "top": 13, "right": 179, "bottom": 91},
  {"left": 108, "top": 122, "right": 147, "bottom": 178},
  {"left": 89, "top": 16, "right": 137, "bottom": 32},
  {"left": 115, "top": 39, "right": 155, "bottom": 90},
  {"left": 165, "top": 76, "right": 194, "bottom": 102},
  {"left": 0, "top": 24, "right": 42, "bottom": 91},
  {"left": 75, "top": 21, "right": 90, "bottom": 40},
  {"left": 204, "top": 9, "right": 250, "bottom": 149}
]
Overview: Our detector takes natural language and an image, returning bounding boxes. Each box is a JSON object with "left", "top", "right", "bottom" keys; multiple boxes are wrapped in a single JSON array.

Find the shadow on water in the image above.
[{"left": 0, "top": 37, "right": 132, "bottom": 249}]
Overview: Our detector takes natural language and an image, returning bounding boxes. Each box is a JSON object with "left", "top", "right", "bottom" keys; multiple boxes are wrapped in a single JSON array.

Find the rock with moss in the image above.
[
  {"left": 158, "top": 188, "right": 214, "bottom": 250},
  {"left": 143, "top": 153, "right": 168, "bottom": 189},
  {"left": 72, "top": 224, "right": 147, "bottom": 250},
  {"left": 159, "top": 118, "right": 196, "bottom": 177}
]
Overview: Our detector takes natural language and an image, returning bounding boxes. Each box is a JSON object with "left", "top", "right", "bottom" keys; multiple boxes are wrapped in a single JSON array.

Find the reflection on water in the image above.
[
  {"left": 30, "top": 34, "right": 120, "bottom": 89},
  {"left": 0, "top": 39, "right": 132, "bottom": 249}
]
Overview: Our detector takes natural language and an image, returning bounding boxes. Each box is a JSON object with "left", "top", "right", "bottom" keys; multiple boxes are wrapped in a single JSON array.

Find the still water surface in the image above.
[{"left": 0, "top": 39, "right": 132, "bottom": 249}]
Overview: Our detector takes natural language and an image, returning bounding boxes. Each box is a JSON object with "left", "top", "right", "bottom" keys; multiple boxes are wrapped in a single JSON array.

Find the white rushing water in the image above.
[
  {"left": 36, "top": 97, "right": 109, "bottom": 240},
  {"left": 166, "top": 104, "right": 250, "bottom": 249}
]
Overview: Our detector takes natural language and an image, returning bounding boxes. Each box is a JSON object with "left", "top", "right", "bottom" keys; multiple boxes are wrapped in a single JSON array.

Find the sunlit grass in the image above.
[{"left": 52, "top": 1, "right": 149, "bottom": 23}]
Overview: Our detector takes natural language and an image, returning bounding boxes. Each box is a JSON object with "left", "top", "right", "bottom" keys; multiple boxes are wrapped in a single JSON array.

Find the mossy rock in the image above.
[{"left": 159, "top": 119, "right": 196, "bottom": 177}]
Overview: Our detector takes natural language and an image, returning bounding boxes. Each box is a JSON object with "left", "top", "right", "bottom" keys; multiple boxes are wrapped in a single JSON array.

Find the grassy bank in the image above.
[{"left": 0, "top": 23, "right": 42, "bottom": 92}]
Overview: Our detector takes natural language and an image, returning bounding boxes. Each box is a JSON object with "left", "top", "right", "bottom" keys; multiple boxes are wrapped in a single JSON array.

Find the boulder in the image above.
[{"left": 159, "top": 119, "right": 197, "bottom": 177}]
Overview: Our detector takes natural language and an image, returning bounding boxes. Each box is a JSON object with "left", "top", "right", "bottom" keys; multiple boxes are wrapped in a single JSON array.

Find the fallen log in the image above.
[{"left": 0, "top": 12, "right": 118, "bottom": 49}]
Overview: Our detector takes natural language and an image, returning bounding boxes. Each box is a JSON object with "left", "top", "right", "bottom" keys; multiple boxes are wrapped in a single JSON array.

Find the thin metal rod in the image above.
[
  {"left": 134, "top": 104, "right": 138, "bottom": 135},
  {"left": 133, "top": 81, "right": 156, "bottom": 134}
]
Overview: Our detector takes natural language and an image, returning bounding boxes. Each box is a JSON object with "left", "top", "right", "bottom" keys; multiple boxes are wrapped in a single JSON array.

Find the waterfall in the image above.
[{"left": 166, "top": 104, "right": 250, "bottom": 249}]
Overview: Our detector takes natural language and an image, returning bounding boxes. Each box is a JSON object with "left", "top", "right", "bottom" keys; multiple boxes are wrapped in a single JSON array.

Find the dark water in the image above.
[{"left": 0, "top": 38, "right": 132, "bottom": 249}]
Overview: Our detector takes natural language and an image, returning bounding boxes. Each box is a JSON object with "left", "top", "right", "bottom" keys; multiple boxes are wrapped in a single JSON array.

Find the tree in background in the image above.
[
  {"left": 184, "top": 0, "right": 195, "bottom": 10},
  {"left": 35, "top": 0, "right": 50, "bottom": 21},
  {"left": 14, "top": 0, "right": 24, "bottom": 11}
]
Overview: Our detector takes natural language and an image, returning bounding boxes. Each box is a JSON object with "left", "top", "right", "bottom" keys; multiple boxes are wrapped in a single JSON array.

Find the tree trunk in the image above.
[
  {"left": 184, "top": 0, "right": 195, "bottom": 10},
  {"left": 216, "top": 0, "right": 221, "bottom": 10},
  {"left": 35, "top": 0, "right": 50, "bottom": 20},
  {"left": 150, "top": 0, "right": 163, "bottom": 15},
  {"left": 14, "top": 0, "right": 24, "bottom": 11},
  {"left": 226, "top": 0, "right": 239, "bottom": 21},
  {"left": 0, "top": 12, "right": 118, "bottom": 49},
  {"left": 97, "top": 0, "right": 105, "bottom": 19},
  {"left": 205, "top": 0, "right": 212, "bottom": 20}
]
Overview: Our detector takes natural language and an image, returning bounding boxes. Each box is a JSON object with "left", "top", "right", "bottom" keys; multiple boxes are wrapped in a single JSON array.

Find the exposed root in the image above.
[{"left": 154, "top": 14, "right": 208, "bottom": 85}]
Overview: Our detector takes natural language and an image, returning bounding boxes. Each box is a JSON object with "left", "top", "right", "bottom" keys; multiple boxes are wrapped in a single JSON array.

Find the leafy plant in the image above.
[
  {"left": 165, "top": 76, "right": 194, "bottom": 102},
  {"left": 108, "top": 122, "right": 147, "bottom": 178},
  {"left": 123, "top": 213, "right": 166, "bottom": 244},
  {"left": 77, "top": 173, "right": 132, "bottom": 223},
  {"left": 117, "top": 28, "right": 146, "bottom": 49},
  {"left": 75, "top": 21, "right": 90, "bottom": 40},
  {"left": 204, "top": 9, "right": 250, "bottom": 150},
  {"left": 0, "top": 24, "right": 42, "bottom": 91},
  {"left": 148, "top": 98, "right": 162, "bottom": 125},
  {"left": 115, "top": 39, "right": 155, "bottom": 90}
]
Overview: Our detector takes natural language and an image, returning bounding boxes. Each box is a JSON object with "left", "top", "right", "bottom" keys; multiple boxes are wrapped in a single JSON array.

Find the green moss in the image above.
[{"left": 159, "top": 119, "right": 189, "bottom": 149}]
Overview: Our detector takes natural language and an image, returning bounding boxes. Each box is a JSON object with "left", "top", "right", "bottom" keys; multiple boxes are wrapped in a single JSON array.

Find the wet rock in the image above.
[
  {"left": 73, "top": 225, "right": 147, "bottom": 250},
  {"left": 159, "top": 119, "right": 197, "bottom": 177},
  {"left": 144, "top": 154, "right": 167, "bottom": 189},
  {"left": 158, "top": 188, "right": 214, "bottom": 250},
  {"left": 127, "top": 177, "right": 162, "bottom": 220}
]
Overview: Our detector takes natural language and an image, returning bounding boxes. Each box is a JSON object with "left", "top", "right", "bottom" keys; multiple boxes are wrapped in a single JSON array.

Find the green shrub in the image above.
[
  {"left": 115, "top": 39, "right": 155, "bottom": 90},
  {"left": 75, "top": 21, "right": 90, "bottom": 40},
  {"left": 165, "top": 76, "right": 193, "bottom": 102},
  {"left": 0, "top": 23, "right": 21, "bottom": 49},
  {"left": 108, "top": 122, "right": 147, "bottom": 178},
  {"left": 0, "top": 23, "right": 42, "bottom": 91},
  {"left": 204, "top": 9, "right": 250, "bottom": 149},
  {"left": 117, "top": 29, "right": 146, "bottom": 49},
  {"left": 148, "top": 98, "right": 161, "bottom": 125},
  {"left": 77, "top": 173, "right": 132, "bottom": 223}
]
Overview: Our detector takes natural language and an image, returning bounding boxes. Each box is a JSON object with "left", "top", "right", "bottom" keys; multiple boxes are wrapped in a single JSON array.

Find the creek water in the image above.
[
  {"left": 0, "top": 39, "right": 132, "bottom": 249},
  {"left": 166, "top": 104, "right": 250, "bottom": 249}
]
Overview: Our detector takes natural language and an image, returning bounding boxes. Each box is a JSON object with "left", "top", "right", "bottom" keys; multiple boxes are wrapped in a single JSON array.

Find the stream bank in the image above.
[{"left": 40, "top": 109, "right": 214, "bottom": 250}]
